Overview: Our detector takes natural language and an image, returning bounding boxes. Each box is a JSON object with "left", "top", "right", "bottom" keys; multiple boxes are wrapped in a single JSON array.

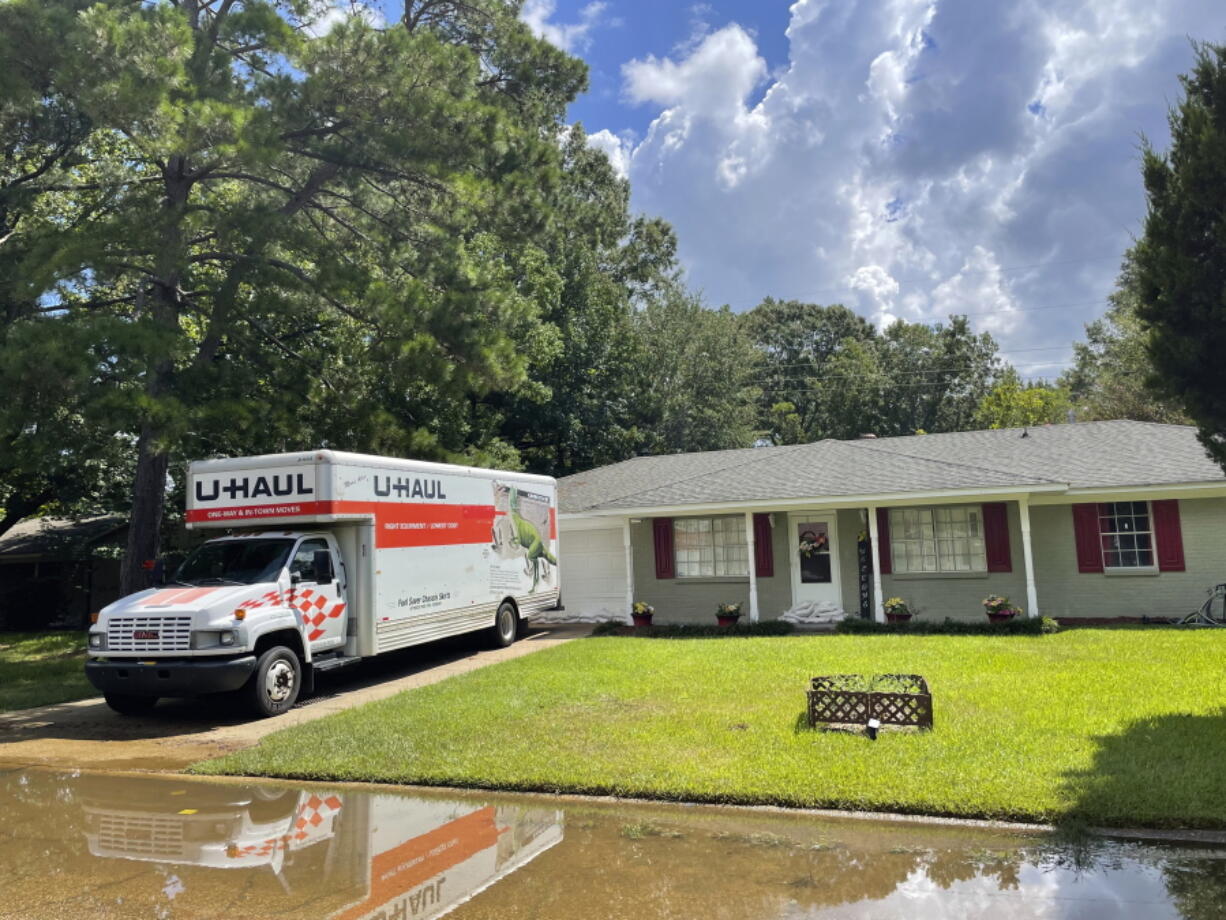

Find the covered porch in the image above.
[{"left": 560, "top": 491, "right": 1044, "bottom": 625}]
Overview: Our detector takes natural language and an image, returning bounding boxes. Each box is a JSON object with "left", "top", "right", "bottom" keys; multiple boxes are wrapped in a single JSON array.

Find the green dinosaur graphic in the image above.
[{"left": 508, "top": 487, "right": 556, "bottom": 591}]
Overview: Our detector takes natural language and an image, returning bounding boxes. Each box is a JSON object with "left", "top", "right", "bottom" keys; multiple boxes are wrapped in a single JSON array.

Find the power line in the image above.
[{"left": 757, "top": 358, "right": 1072, "bottom": 378}]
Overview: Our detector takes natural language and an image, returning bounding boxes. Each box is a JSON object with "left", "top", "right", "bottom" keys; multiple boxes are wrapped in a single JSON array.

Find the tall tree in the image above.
[
  {"left": 741, "top": 298, "right": 875, "bottom": 442},
  {"left": 974, "top": 368, "right": 1071, "bottom": 430},
  {"left": 1063, "top": 251, "right": 1189, "bottom": 423},
  {"left": 1132, "top": 41, "right": 1226, "bottom": 466},
  {"left": 1, "top": 0, "right": 587, "bottom": 591},
  {"left": 631, "top": 285, "right": 759, "bottom": 455},
  {"left": 489, "top": 124, "right": 678, "bottom": 476},
  {"left": 872, "top": 316, "right": 1001, "bottom": 437}
]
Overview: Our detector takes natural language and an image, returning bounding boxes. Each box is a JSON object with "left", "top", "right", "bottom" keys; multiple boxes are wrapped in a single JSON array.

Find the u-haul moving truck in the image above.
[
  {"left": 78, "top": 775, "right": 563, "bottom": 919},
  {"left": 85, "top": 451, "right": 559, "bottom": 716}
]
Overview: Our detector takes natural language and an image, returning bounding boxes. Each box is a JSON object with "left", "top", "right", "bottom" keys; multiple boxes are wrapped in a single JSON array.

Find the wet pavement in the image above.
[
  {"left": 0, "top": 624, "right": 590, "bottom": 772},
  {"left": 3, "top": 767, "right": 1225, "bottom": 919}
]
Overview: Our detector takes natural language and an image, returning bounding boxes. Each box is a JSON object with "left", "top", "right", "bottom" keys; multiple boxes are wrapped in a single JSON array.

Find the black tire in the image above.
[
  {"left": 103, "top": 692, "right": 158, "bottom": 716},
  {"left": 249, "top": 645, "right": 302, "bottom": 718},
  {"left": 490, "top": 601, "right": 518, "bottom": 648}
]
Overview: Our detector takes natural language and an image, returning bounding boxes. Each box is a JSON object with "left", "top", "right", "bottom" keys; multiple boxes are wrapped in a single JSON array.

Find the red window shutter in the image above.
[
  {"left": 876, "top": 508, "right": 892, "bottom": 574},
  {"left": 982, "top": 502, "right": 1012, "bottom": 572},
  {"left": 1072, "top": 503, "right": 1103, "bottom": 573},
  {"left": 753, "top": 513, "right": 774, "bottom": 577},
  {"left": 1152, "top": 499, "right": 1185, "bottom": 572},
  {"left": 653, "top": 518, "right": 675, "bottom": 579}
]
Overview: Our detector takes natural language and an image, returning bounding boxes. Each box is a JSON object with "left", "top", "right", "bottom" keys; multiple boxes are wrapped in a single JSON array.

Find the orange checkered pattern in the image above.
[
  {"left": 228, "top": 794, "right": 343, "bottom": 859},
  {"left": 291, "top": 588, "right": 347, "bottom": 642},
  {"left": 237, "top": 589, "right": 346, "bottom": 642}
]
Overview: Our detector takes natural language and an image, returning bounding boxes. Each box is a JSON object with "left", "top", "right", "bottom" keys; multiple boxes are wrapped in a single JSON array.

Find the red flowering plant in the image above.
[{"left": 982, "top": 594, "right": 1022, "bottom": 619}]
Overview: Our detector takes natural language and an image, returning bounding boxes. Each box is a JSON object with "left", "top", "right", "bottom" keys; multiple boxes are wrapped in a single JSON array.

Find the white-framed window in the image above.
[
  {"left": 1098, "top": 501, "right": 1155, "bottom": 569},
  {"left": 674, "top": 516, "right": 748, "bottom": 578},
  {"left": 890, "top": 506, "right": 987, "bottom": 574}
]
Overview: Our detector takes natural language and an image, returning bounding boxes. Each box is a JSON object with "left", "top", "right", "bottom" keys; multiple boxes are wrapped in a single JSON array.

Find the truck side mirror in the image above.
[{"left": 313, "top": 549, "right": 334, "bottom": 585}]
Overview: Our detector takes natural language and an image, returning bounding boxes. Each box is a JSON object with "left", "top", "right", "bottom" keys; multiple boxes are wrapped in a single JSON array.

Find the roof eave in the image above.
[{"left": 560, "top": 481, "right": 1070, "bottom": 519}]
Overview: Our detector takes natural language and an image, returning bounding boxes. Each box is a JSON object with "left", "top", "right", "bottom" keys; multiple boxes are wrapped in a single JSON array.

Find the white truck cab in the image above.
[{"left": 86, "top": 451, "right": 560, "bottom": 717}]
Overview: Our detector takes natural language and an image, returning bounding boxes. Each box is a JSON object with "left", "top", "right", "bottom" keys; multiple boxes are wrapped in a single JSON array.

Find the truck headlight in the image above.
[
  {"left": 88, "top": 633, "right": 105, "bottom": 650},
  {"left": 191, "top": 630, "right": 238, "bottom": 649}
]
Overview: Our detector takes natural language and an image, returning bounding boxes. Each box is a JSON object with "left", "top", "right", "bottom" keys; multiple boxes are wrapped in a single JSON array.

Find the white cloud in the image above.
[
  {"left": 623, "top": 24, "right": 765, "bottom": 119},
  {"left": 521, "top": 0, "right": 607, "bottom": 54},
  {"left": 586, "top": 128, "right": 633, "bottom": 179},
  {"left": 601, "top": 0, "right": 1226, "bottom": 376}
]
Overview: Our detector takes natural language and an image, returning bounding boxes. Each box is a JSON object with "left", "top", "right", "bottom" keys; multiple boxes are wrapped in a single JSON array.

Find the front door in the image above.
[
  {"left": 288, "top": 537, "right": 347, "bottom": 650},
  {"left": 788, "top": 513, "right": 842, "bottom": 610}
]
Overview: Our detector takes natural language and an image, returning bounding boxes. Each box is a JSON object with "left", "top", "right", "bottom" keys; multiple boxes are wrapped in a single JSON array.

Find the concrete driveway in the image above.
[{"left": 0, "top": 623, "right": 591, "bottom": 772}]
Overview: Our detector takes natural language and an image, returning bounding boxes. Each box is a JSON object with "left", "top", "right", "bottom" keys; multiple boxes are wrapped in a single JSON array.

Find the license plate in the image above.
[{"left": 132, "top": 630, "right": 159, "bottom": 640}]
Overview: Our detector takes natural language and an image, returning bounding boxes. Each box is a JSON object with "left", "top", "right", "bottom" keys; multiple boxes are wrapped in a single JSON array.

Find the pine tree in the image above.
[{"left": 1133, "top": 42, "right": 1226, "bottom": 466}]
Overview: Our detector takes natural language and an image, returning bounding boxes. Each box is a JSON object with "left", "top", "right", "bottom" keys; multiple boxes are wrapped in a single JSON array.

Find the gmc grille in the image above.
[
  {"left": 95, "top": 813, "right": 185, "bottom": 859},
  {"left": 107, "top": 615, "right": 193, "bottom": 653}
]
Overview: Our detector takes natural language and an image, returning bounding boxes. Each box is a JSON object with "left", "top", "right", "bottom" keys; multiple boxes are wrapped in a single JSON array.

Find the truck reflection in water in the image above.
[{"left": 78, "top": 776, "right": 562, "bottom": 919}]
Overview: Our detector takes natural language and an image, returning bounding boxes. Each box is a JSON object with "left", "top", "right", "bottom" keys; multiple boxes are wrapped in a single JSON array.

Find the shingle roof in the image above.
[
  {"left": 0, "top": 515, "right": 127, "bottom": 559},
  {"left": 558, "top": 420, "right": 1224, "bottom": 514}
]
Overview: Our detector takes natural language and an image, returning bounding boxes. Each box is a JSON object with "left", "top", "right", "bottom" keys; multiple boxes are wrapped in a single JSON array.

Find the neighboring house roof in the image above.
[
  {"left": 558, "top": 421, "right": 1224, "bottom": 514},
  {"left": 0, "top": 515, "right": 127, "bottom": 560}
]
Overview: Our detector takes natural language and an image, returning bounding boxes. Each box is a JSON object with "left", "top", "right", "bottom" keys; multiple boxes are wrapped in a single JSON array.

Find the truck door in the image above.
[{"left": 288, "top": 537, "right": 348, "bottom": 650}]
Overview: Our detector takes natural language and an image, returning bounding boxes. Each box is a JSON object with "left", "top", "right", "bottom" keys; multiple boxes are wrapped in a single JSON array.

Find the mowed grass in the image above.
[
  {"left": 0, "top": 631, "right": 93, "bottom": 712},
  {"left": 195, "top": 631, "right": 1226, "bottom": 828}
]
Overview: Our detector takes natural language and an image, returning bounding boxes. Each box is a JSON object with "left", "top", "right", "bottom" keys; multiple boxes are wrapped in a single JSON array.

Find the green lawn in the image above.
[
  {"left": 0, "top": 631, "right": 94, "bottom": 712},
  {"left": 195, "top": 631, "right": 1226, "bottom": 828}
]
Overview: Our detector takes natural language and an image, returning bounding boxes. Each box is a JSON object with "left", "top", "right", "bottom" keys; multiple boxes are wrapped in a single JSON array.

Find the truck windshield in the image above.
[{"left": 175, "top": 539, "right": 294, "bottom": 586}]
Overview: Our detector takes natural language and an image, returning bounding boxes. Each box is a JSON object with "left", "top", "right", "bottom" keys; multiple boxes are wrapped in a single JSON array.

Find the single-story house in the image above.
[
  {"left": 555, "top": 420, "right": 1226, "bottom": 624},
  {"left": 0, "top": 515, "right": 127, "bottom": 630}
]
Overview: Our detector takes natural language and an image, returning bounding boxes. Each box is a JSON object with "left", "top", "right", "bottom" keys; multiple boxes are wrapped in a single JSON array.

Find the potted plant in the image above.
[
  {"left": 716, "top": 602, "right": 742, "bottom": 627},
  {"left": 883, "top": 597, "right": 913, "bottom": 623},
  {"left": 982, "top": 594, "right": 1022, "bottom": 623},
  {"left": 631, "top": 601, "right": 655, "bottom": 628}
]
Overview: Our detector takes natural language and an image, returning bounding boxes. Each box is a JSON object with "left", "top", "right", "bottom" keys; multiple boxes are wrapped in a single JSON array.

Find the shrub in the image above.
[
  {"left": 836, "top": 616, "right": 1060, "bottom": 636},
  {"left": 590, "top": 620, "right": 795, "bottom": 639}
]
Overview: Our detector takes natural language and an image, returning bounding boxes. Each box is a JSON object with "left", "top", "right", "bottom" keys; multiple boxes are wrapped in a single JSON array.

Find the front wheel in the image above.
[
  {"left": 249, "top": 646, "right": 302, "bottom": 718},
  {"left": 104, "top": 692, "right": 158, "bottom": 716},
  {"left": 489, "top": 601, "right": 518, "bottom": 649}
]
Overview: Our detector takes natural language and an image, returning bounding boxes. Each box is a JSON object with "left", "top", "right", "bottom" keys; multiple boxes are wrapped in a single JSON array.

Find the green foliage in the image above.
[
  {"left": 743, "top": 301, "right": 1003, "bottom": 443},
  {"left": 1132, "top": 42, "right": 1226, "bottom": 465},
  {"left": 0, "top": 1, "right": 673, "bottom": 572},
  {"left": 836, "top": 616, "right": 1060, "bottom": 636},
  {"left": 974, "top": 368, "right": 1071, "bottom": 429},
  {"left": 1062, "top": 251, "right": 1189, "bottom": 424},
  {"left": 197, "top": 631, "right": 1226, "bottom": 827},
  {"left": 630, "top": 285, "right": 759, "bottom": 456},
  {"left": 590, "top": 620, "right": 795, "bottom": 638}
]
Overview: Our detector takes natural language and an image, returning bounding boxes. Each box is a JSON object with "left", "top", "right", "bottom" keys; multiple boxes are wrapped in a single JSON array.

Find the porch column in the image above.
[
  {"left": 866, "top": 506, "right": 885, "bottom": 623},
  {"left": 744, "top": 511, "right": 760, "bottom": 623},
  {"left": 622, "top": 518, "right": 635, "bottom": 622},
  {"left": 1018, "top": 496, "right": 1039, "bottom": 618}
]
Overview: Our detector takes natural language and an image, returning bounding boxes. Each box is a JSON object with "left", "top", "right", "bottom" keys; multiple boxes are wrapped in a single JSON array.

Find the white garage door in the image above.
[{"left": 559, "top": 528, "right": 626, "bottom": 620}]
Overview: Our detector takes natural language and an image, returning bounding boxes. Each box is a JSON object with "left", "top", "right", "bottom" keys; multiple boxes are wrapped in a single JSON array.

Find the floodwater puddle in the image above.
[{"left": 1, "top": 767, "right": 1224, "bottom": 918}]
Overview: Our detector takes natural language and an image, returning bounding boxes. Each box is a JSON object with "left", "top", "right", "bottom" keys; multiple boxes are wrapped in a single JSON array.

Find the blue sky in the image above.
[
  {"left": 348, "top": 1, "right": 1226, "bottom": 379},
  {"left": 519, "top": 0, "right": 1226, "bottom": 379}
]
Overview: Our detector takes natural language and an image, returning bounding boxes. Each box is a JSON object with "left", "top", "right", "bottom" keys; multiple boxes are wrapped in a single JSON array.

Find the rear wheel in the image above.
[
  {"left": 103, "top": 692, "right": 158, "bottom": 716},
  {"left": 490, "top": 601, "right": 518, "bottom": 648},
  {"left": 249, "top": 645, "right": 301, "bottom": 717}
]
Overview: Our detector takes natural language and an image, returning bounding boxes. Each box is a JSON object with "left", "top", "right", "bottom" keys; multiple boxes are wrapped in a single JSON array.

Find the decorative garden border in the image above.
[{"left": 806, "top": 673, "right": 933, "bottom": 730}]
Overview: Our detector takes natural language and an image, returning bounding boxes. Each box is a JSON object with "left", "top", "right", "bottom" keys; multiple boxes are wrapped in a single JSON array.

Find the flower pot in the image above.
[
  {"left": 716, "top": 614, "right": 741, "bottom": 628},
  {"left": 886, "top": 612, "right": 912, "bottom": 623},
  {"left": 632, "top": 613, "right": 654, "bottom": 628},
  {"left": 987, "top": 612, "right": 1016, "bottom": 624}
]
